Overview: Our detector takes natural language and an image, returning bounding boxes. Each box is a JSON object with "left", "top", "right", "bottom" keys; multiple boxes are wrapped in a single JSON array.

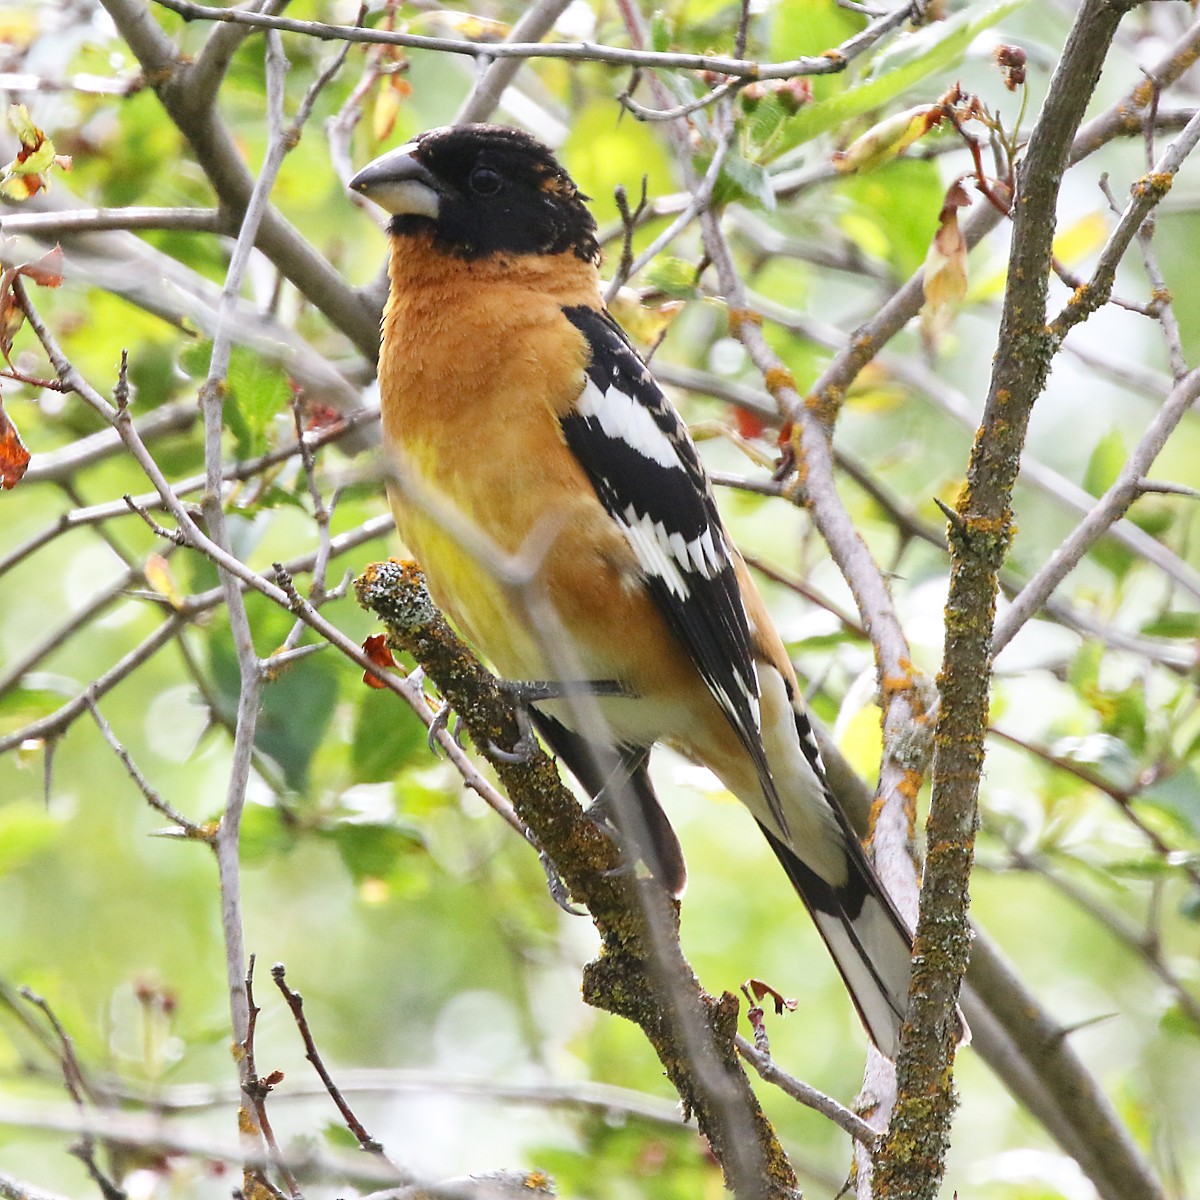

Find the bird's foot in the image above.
[
  {"left": 580, "top": 794, "right": 643, "bottom": 882},
  {"left": 537, "top": 849, "right": 587, "bottom": 916},
  {"left": 488, "top": 678, "right": 631, "bottom": 763},
  {"left": 426, "top": 697, "right": 464, "bottom": 755}
]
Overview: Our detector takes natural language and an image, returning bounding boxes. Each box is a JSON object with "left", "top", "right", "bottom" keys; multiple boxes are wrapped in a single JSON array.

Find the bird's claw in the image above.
[
  {"left": 539, "top": 850, "right": 586, "bottom": 915},
  {"left": 583, "top": 790, "right": 620, "bottom": 838},
  {"left": 427, "top": 698, "right": 452, "bottom": 754},
  {"left": 426, "top": 700, "right": 465, "bottom": 756},
  {"left": 581, "top": 794, "right": 643, "bottom": 880},
  {"left": 487, "top": 730, "right": 539, "bottom": 764}
]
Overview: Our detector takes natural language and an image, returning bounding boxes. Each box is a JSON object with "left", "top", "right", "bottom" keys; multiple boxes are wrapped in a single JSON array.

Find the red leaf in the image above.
[
  {"left": 21, "top": 245, "right": 64, "bottom": 288},
  {"left": 732, "top": 406, "right": 767, "bottom": 440},
  {"left": 362, "top": 633, "right": 396, "bottom": 688},
  {"left": 0, "top": 245, "right": 66, "bottom": 359},
  {"left": 745, "top": 977, "right": 797, "bottom": 1016},
  {"left": 0, "top": 397, "right": 31, "bottom": 488}
]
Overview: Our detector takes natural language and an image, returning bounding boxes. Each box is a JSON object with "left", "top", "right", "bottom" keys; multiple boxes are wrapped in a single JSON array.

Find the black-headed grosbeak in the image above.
[{"left": 351, "top": 124, "right": 913, "bottom": 1058}]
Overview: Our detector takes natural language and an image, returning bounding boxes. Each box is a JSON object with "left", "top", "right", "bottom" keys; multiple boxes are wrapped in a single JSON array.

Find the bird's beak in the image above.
[{"left": 349, "top": 144, "right": 441, "bottom": 218}]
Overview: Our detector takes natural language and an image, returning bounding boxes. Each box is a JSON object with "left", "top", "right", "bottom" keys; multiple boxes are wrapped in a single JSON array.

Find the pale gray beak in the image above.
[{"left": 349, "top": 143, "right": 441, "bottom": 218}]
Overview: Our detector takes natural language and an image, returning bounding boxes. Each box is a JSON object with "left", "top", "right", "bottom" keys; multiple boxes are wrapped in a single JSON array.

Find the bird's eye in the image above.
[{"left": 469, "top": 165, "right": 503, "bottom": 195}]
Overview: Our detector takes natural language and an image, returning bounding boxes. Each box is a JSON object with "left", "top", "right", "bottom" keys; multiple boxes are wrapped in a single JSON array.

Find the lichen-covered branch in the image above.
[
  {"left": 871, "top": 4, "right": 1156, "bottom": 1198},
  {"left": 354, "top": 560, "right": 798, "bottom": 1200}
]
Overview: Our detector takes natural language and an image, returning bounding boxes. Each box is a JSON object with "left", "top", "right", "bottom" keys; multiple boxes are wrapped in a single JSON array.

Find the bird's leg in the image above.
[
  {"left": 487, "top": 678, "right": 631, "bottom": 764},
  {"left": 496, "top": 679, "right": 631, "bottom": 704},
  {"left": 526, "top": 829, "right": 587, "bottom": 916},
  {"left": 584, "top": 746, "right": 653, "bottom": 878}
]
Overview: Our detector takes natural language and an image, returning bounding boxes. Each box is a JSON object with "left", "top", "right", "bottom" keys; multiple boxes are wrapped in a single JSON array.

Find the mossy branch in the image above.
[
  {"left": 354, "top": 559, "right": 797, "bottom": 1199},
  {"left": 871, "top": 3, "right": 1155, "bottom": 1198}
]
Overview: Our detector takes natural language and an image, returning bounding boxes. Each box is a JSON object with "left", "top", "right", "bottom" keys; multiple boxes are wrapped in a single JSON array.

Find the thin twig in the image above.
[
  {"left": 735, "top": 1037, "right": 879, "bottom": 1146},
  {"left": 242, "top": 957, "right": 301, "bottom": 1198},
  {"left": 149, "top": 0, "right": 908, "bottom": 81},
  {"left": 85, "top": 699, "right": 210, "bottom": 839},
  {"left": 271, "top": 965, "right": 401, "bottom": 1167},
  {"left": 18, "top": 990, "right": 124, "bottom": 1200}
]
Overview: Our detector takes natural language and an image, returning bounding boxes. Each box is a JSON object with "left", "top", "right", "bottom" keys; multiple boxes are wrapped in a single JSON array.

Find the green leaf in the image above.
[
  {"left": 1139, "top": 611, "right": 1200, "bottom": 640},
  {"left": 235, "top": 802, "right": 296, "bottom": 866},
  {"left": 209, "top": 599, "right": 341, "bottom": 794},
  {"left": 226, "top": 345, "right": 292, "bottom": 459},
  {"left": 835, "top": 157, "right": 942, "bottom": 277},
  {"left": 1128, "top": 502, "right": 1174, "bottom": 538},
  {"left": 1140, "top": 766, "right": 1200, "bottom": 838},
  {"left": 326, "top": 820, "right": 424, "bottom": 884},
  {"left": 0, "top": 676, "right": 77, "bottom": 728},
  {"left": 1162, "top": 1001, "right": 1200, "bottom": 1038},
  {"left": 643, "top": 256, "right": 701, "bottom": 299},
  {"left": 178, "top": 337, "right": 213, "bottom": 379},
  {"left": 767, "top": 0, "right": 860, "bottom": 100},
  {"left": 176, "top": 339, "right": 292, "bottom": 458},
  {"left": 777, "top": 0, "right": 1031, "bottom": 152},
  {"left": 1106, "top": 856, "right": 1173, "bottom": 880},
  {"left": 1083, "top": 429, "right": 1126, "bottom": 498},
  {"left": 744, "top": 94, "right": 791, "bottom": 155},
  {"left": 245, "top": 483, "right": 310, "bottom": 514},
  {"left": 715, "top": 148, "right": 775, "bottom": 210},
  {"left": 254, "top": 651, "right": 340, "bottom": 793},
  {"left": 350, "top": 686, "right": 429, "bottom": 784},
  {"left": 321, "top": 1121, "right": 362, "bottom": 1151},
  {"left": 649, "top": 10, "right": 670, "bottom": 54}
]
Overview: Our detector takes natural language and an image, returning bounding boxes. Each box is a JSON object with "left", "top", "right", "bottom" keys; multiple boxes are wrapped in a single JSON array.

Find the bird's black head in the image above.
[{"left": 350, "top": 124, "right": 600, "bottom": 264}]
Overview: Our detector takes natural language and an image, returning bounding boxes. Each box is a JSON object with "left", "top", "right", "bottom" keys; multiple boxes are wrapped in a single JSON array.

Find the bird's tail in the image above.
[{"left": 758, "top": 821, "right": 914, "bottom": 1060}]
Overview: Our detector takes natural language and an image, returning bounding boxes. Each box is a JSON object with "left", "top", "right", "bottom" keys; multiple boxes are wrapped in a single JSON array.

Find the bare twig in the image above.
[
  {"left": 241, "top": 957, "right": 301, "bottom": 1198},
  {"left": 85, "top": 698, "right": 210, "bottom": 839},
  {"left": 271, "top": 964, "right": 402, "bottom": 1171},
  {"left": 18, "top": 990, "right": 123, "bottom": 1200},
  {"left": 1050, "top": 108, "right": 1200, "bottom": 339},
  {"left": 150, "top": 0, "right": 909, "bottom": 81},
  {"left": 993, "top": 366, "right": 1200, "bottom": 653},
  {"left": 735, "top": 1037, "right": 879, "bottom": 1146}
]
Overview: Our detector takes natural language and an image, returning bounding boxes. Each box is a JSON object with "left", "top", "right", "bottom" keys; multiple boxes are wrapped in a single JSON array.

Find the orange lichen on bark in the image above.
[
  {"left": 727, "top": 307, "right": 763, "bottom": 336},
  {"left": 803, "top": 386, "right": 843, "bottom": 426},
  {"left": 763, "top": 364, "right": 796, "bottom": 399}
]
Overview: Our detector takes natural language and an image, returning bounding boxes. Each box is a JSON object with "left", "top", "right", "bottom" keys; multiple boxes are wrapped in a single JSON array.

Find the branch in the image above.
[
  {"left": 993, "top": 365, "right": 1200, "bottom": 653},
  {"left": 150, "top": 0, "right": 907, "bottom": 81},
  {"left": 354, "top": 561, "right": 798, "bottom": 1199},
  {"left": 100, "top": 0, "right": 380, "bottom": 358},
  {"left": 453, "top": 0, "right": 575, "bottom": 125},
  {"left": 872, "top": 5, "right": 1159, "bottom": 1199},
  {"left": 0, "top": 1170, "right": 71, "bottom": 1200},
  {"left": 0, "top": 205, "right": 223, "bottom": 235}
]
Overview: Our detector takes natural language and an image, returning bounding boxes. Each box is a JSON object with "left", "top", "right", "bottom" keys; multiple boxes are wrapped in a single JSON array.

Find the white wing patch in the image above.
[
  {"left": 619, "top": 507, "right": 731, "bottom": 597},
  {"left": 621, "top": 506, "right": 690, "bottom": 597},
  {"left": 577, "top": 378, "right": 683, "bottom": 471}
]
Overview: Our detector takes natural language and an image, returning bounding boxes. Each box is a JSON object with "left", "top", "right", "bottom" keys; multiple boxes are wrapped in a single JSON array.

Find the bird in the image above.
[{"left": 350, "top": 123, "right": 915, "bottom": 1058}]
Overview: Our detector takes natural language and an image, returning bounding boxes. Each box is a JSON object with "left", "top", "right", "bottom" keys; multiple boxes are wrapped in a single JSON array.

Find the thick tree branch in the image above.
[
  {"left": 355, "top": 561, "right": 798, "bottom": 1200},
  {"left": 872, "top": 5, "right": 1161, "bottom": 1199}
]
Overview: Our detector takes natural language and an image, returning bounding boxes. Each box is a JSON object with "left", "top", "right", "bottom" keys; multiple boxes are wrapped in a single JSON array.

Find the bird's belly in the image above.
[{"left": 393, "top": 503, "right": 548, "bottom": 678}]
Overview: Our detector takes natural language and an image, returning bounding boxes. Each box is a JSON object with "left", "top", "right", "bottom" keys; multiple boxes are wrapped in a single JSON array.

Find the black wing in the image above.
[{"left": 559, "top": 305, "right": 784, "bottom": 830}]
